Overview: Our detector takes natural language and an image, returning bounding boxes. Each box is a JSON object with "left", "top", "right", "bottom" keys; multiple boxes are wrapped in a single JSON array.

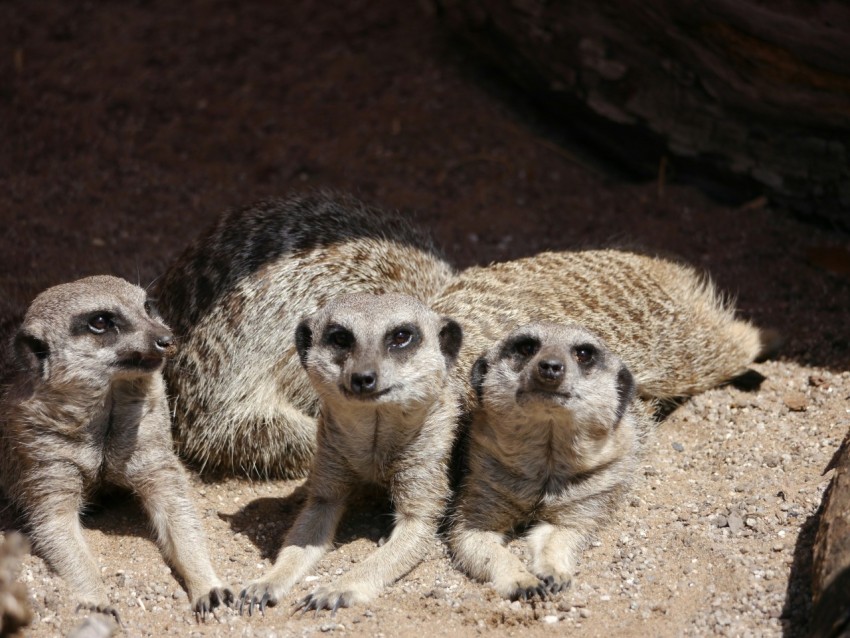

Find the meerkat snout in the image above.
[{"left": 350, "top": 370, "right": 378, "bottom": 395}]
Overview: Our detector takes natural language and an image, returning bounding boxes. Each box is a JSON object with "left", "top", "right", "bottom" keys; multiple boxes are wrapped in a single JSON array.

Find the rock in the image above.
[{"left": 783, "top": 392, "right": 808, "bottom": 412}]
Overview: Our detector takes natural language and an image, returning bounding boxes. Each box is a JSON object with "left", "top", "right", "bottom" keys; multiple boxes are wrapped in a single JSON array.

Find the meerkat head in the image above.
[
  {"left": 294, "top": 292, "right": 462, "bottom": 409},
  {"left": 13, "top": 276, "right": 176, "bottom": 385},
  {"left": 471, "top": 322, "right": 635, "bottom": 433}
]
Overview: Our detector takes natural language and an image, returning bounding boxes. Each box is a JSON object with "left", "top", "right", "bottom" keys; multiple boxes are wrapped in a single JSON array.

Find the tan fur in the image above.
[
  {"left": 239, "top": 293, "right": 463, "bottom": 614},
  {"left": 449, "top": 322, "right": 651, "bottom": 599},
  {"left": 0, "top": 276, "right": 232, "bottom": 619},
  {"left": 156, "top": 192, "right": 455, "bottom": 479},
  {"left": 432, "top": 249, "right": 766, "bottom": 412}
]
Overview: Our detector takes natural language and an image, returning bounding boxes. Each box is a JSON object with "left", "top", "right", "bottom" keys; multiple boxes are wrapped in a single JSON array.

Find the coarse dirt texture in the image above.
[{"left": 1, "top": 1, "right": 849, "bottom": 637}]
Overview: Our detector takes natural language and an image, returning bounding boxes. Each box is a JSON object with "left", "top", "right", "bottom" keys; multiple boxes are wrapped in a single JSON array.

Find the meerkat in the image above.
[
  {"left": 155, "top": 192, "right": 455, "bottom": 479},
  {"left": 238, "top": 292, "right": 463, "bottom": 614},
  {"left": 0, "top": 276, "right": 233, "bottom": 619},
  {"left": 448, "top": 322, "right": 651, "bottom": 600},
  {"left": 432, "top": 249, "right": 768, "bottom": 413},
  {"left": 0, "top": 532, "right": 33, "bottom": 635}
]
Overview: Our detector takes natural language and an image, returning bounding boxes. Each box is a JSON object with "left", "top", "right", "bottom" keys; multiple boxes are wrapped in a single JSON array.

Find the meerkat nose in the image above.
[
  {"left": 154, "top": 333, "right": 174, "bottom": 352},
  {"left": 350, "top": 371, "right": 378, "bottom": 394},
  {"left": 537, "top": 358, "right": 565, "bottom": 383}
]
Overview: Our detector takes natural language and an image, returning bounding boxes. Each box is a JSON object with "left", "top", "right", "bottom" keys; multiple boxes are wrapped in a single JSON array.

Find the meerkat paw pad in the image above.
[
  {"left": 538, "top": 574, "right": 572, "bottom": 595},
  {"left": 238, "top": 583, "right": 280, "bottom": 617},
  {"left": 296, "top": 585, "right": 368, "bottom": 616},
  {"left": 75, "top": 602, "right": 121, "bottom": 626},
  {"left": 194, "top": 586, "right": 235, "bottom": 620}
]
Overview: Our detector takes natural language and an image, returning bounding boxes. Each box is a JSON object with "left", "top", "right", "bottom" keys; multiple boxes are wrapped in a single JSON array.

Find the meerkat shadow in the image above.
[
  {"left": 222, "top": 484, "right": 394, "bottom": 560},
  {"left": 780, "top": 507, "right": 821, "bottom": 637},
  {"left": 79, "top": 488, "right": 157, "bottom": 538}
]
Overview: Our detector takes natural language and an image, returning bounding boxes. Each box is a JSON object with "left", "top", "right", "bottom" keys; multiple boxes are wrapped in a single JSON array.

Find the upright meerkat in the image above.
[
  {"left": 432, "top": 249, "right": 767, "bottom": 412},
  {"left": 449, "top": 322, "right": 651, "bottom": 599},
  {"left": 0, "top": 276, "right": 232, "bottom": 619},
  {"left": 155, "top": 192, "right": 455, "bottom": 479},
  {"left": 239, "top": 293, "right": 463, "bottom": 614}
]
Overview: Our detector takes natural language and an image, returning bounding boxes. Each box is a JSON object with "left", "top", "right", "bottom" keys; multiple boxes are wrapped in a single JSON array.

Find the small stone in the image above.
[
  {"left": 745, "top": 517, "right": 758, "bottom": 528},
  {"left": 541, "top": 615, "right": 559, "bottom": 624},
  {"left": 714, "top": 515, "right": 728, "bottom": 528},
  {"left": 580, "top": 608, "right": 591, "bottom": 618},
  {"left": 783, "top": 392, "right": 808, "bottom": 412},
  {"left": 728, "top": 515, "right": 744, "bottom": 533},
  {"left": 672, "top": 442, "right": 685, "bottom": 453}
]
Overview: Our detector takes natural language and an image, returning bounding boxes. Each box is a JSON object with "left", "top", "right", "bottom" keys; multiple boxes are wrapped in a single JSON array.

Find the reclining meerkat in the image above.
[
  {"left": 155, "top": 192, "right": 455, "bottom": 479},
  {"left": 157, "top": 193, "right": 768, "bottom": 479},
  {"left": 449, "top": 322, "right": 652, "bottom": 600},
  {"left": 239, "top": 292, "right": 463, "bottom": 614},
  {"left": 431, "top": 249, "right": 768, "bottom": 412},
  {"left": 0, "top": 276, "right": 233, "bottom": 619}
]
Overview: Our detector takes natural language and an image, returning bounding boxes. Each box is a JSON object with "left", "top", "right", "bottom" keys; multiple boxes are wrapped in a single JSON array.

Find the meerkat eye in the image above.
[
  {"left": 143, "top": 300, "right": 158, "bottom": 317},
  {"left": 513, "top": 337, "right": 539, "bottom": 358},
  {"left": 389, "top": 329, "right": 413, "bottom": 349},
  {"left": 87, "top": 314, "right": 114, "bottom": 335},
  {"left": 326, "top": 328, "right": 354, "bottom": 350},
  {"left": 574, "top": 344, "right": 596, "bottom": 365}
]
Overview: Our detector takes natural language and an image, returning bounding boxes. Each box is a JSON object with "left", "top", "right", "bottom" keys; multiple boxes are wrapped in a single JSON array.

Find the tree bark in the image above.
[
  {"left": 438, "top": 0, "right": 850, "bottom": 224},
  {"left": 810, "top": 430, "right": 850, "bottom": 638}
]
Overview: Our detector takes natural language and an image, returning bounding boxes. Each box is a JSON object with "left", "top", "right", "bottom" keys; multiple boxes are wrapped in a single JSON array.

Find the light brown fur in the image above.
[
  {"left": 0, "top": 276, "right": 232, "bottom": 619},
  {"left": 156, "top": 192, "right": 455, "bottom": 479},
  {"left": 239, "top": 293, "right": 463, "bottom": 614},
  {"left": 432, "top": 249, "right": 767, "bottom": 412},
  {"left": 449, "top": 322, "right": 652, "bottom": 599}
]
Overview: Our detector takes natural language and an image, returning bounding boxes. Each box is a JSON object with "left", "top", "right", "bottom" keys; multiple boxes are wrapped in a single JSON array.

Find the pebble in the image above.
[
  {"left": 783, "top": 392, "right": 808, "bottom": 412},
  {"left": 541, "top": 615, "right": 559, "bottom": 624},
  {"left": 728, "top": 515, "right": 745, "bottom": 533}
]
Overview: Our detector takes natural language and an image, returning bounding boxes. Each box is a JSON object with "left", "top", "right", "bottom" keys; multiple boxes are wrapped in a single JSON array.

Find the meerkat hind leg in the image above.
[
  {"left": 452, "top": 526, "right": 549, "bottom": 601},
  {"left": 526, "top": 522, "right": 585, "bottom": 594}
]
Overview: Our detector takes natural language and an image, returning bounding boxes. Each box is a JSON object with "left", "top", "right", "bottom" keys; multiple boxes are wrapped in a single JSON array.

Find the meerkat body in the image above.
[
  {"left": 156, "top": 192, "right": 455, "bottom": 479},
  {"left": 239, "top": 292, "right": 463, "bottom": 614},
  {"left": 449, "top": 322, "right": 651, "bottom": 599},
  {"left": 432, "top": 249, "right": 766, "bottom": 411},
  {"left": 0, "top": 276, "right": 232, "bottom": 618}
]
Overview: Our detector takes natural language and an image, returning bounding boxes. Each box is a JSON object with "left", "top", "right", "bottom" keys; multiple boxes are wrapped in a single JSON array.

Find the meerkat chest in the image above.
[{"left": 328, "top": 407, "right": 421, "bottom": 485}]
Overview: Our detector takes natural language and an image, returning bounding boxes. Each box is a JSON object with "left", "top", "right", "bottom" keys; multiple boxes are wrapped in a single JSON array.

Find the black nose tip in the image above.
[
  {"left": 155, "top": 333, "right": 174, "bottom": 351},
  {"left": 537, "top": 358, "right": 565, "bottom": 382},
  {"left": 350, "top": 371, "right": 377, "bottom": 394}
]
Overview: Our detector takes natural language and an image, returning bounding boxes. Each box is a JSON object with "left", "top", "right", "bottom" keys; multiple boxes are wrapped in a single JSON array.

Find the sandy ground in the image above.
[{"left": 1, "top": 1, "right": 849, "bottom": 636}]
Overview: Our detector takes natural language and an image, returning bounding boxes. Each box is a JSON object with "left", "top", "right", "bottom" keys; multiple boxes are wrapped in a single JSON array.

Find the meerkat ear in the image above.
[
  {"left": 438, "top": 318, "right": 463, "bottom": 364},
  {"left": 614, "top": 364, "right": 636, "bottom": 427},
  {"left": 470, "top": 355, "right": 489, "bottom": 403},
  {"left": 294, "top": 321, "right": 313, "bottom": 368},
  {"left": 13, "top": 328, "right": 49, "bottom": 378}
]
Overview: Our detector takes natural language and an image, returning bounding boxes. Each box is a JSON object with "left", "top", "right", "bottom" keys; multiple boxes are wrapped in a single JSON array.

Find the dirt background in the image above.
[{"left": 1, "top": 1, "right": 849, "bottom": 636}]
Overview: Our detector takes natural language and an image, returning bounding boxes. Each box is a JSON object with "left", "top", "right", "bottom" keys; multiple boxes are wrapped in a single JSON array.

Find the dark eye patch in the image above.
[
  {"left": 574, "top": 343, "right": 597, "bottom": 365},
  {"left": 385, "top": 323, "right": 420, "bottom": 351},
  {"left": 323, "top": 324, "right": 355, "bottom": 350},
  {"left": 500, "top": 335, "right": 540, "bottom": 360},
  {"left": 144, "top": 299, "right": 160, "bottom": 318}
]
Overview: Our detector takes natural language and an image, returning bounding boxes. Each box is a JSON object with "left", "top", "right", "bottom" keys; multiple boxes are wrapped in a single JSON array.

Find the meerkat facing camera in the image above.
[
  {"left": 449, "top": 322, "right": 651, "bottom": 600},
  {"left": 156, "top": 192, "right": 455, "bottom": 479},
  {"left": 0, "top": 276, "right": 232, "bottom": 619},
  {"left": 239, "top": 292, "right": 462, "bottom": 614}
]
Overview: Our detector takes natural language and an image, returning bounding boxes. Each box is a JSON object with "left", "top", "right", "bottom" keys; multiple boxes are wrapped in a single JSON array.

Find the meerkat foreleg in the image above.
[
  {"left": 131, "top": 457, "right": 233, "bottom": 617},
  {"left": 298, "top": 508, "right": 434, "bottom": 612},
  {"left": 526, "top": 522, "right": 584, "bottom": 594},
  {"left": 27, "top": 488, "right": 117, "bottom": 620},
  {"left": 239, "top": 491, "right": 348, "bottom": 615},
  {"left": 450, "top": 523, "right": 548, "bottom": 601}
]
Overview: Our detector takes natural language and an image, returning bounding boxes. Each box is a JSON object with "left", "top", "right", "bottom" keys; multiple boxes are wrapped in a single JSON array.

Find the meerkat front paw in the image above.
[
  {"left": 192, "top": 585, "right": 234, "bottom": 620},
  {"left": 238, "top": 581, "right": 285, "bottom": 616},
  {"left": 538, "top": 574, "right": 571, "bottom": 595},
  {"left": 296, "top": 583, "right": 371, "bottom": 615},
  {"left": 75, "top": 602, "right": 121, "bottom": 626},
  {"left": 493, "top": 571, "right": 547, "bottom": 601}
]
